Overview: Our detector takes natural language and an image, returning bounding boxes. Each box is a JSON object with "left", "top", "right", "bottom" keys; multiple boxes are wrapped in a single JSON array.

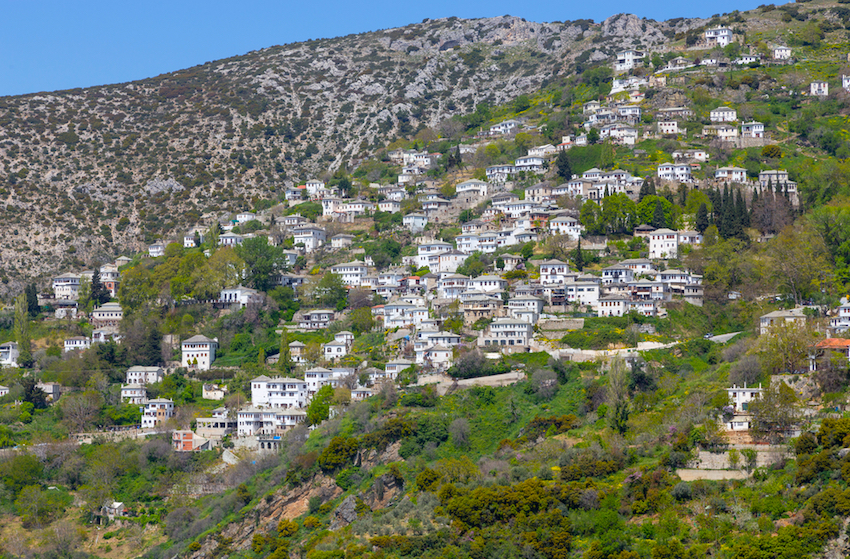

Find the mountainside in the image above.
[{"left": 0, "top": 13, "right": 703, "bottom": 294}]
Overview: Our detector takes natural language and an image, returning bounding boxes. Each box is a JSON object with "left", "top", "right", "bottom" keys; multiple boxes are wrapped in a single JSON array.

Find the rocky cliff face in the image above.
[{"left": 0, "top": 14, "right": 698, "bottom": 294}]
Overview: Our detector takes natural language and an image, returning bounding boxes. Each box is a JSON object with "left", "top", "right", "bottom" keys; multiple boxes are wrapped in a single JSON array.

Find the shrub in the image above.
[
  {"left": 416, "top": 468, "right": 442, "bottom": 492},
  {"left": 308, "top": 496, "right": 323, "bottom": 514},
  {"left": 317, "top": 437, "right": 359, "bottom": 472},
  {"left": 671, "top": 482, "right": 692, "bottom": 501}
]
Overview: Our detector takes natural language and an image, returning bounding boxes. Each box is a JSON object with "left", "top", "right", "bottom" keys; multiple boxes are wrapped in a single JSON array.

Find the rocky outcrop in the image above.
[{"left": 187, "top": 474, "right": 342, "bottom": 559}]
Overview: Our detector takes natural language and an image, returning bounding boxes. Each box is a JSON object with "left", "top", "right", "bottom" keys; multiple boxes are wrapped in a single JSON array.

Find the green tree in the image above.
[
  {"left": 14, "top": 294, "right": 32, "bottom": 368},
  {"left": 513, "top": 95, "right": 531, "bottom": 113},
  {"left": 350, "top": 307, "right": 375, "bottom": 335},
  {"left": 651, "top": 200, "right": 667, "bottom": 228},
  {"left": 314, "top": 273, "right": 347, "bottom": 311},
  {"left": 90, "top": 268, "right": 110, "bottom": 306},
  {"left": 555, "top": 150, "right": 572, "bottom": 182},
  {"left": 580, "top": 200, "right": 604, "bottom": 235},
  {"left": 77, "top": 277, "right": 92, "bottom": 312},
  {"left": 25, "top": 284, "right": 39, "bottom": 317},
  {"left": 749, "top": 381, "right": 801, "bottom": 443},
  {"left": 278, "top": 330, "right": 294, "bottom": 376},
  {"left": 306, "top": 385, "right": 335, "bottom": 425},
  {"left": 572, "top": 237, "right": 586, "bottom": 271},
  {"left": 587, "top": 128, "right": 600, "bottom": 145},
  {"left": 695, "top": 203, "right": 709, "bottom": 234},
  {"left": 762, "top": 145, "right": 782, "bottom": 159},
  {"left": 234, "top": 237, "right": 286, "bottom": 291}
]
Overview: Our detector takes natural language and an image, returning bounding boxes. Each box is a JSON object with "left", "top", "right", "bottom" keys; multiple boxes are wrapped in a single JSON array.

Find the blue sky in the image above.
[{"left": 1, "top": 0, "right": 770, "bottom": 97}]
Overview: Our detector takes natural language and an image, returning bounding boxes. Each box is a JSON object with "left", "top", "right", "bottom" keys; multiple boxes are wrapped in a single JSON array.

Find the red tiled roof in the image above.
[{"left": 816, "top": 338, "right": 850, "bottom": 349}]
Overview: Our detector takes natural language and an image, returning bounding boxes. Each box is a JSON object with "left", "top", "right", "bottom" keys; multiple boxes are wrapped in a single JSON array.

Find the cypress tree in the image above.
[
  {"left": 555, "top": 150, "right": 572, "bottom": 182},
  {"left": 25, "top": 284, "right": 39, "bottom": 317},
  {"left": 738, "top": 189, "right": 750, "bottom": 228},
  {"left": 572, "top": 237, "right": 585, "bottom": 271},
  {"left": 695, "top": 203, "right": 709, "bottom": 233},
  {"left": 652, "top": 200, "right": 667, "bottom": 228},
  {"left": 14, "top": 294, "right": 32, "bottom": 368},
  {"left": 90, "top": 268, "right": 109, "bottom": 306}
]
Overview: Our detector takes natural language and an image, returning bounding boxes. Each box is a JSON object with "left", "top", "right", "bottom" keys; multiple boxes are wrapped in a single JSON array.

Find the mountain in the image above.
[{"left": 0, "top": 13, "right": 704, "bottom": 295}]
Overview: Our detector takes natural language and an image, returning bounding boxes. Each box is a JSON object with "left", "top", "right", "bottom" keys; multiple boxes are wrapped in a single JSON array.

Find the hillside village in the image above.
[
  {"left": 2, "top": 15, "right": 845, "bottom": 462},
  {"left": 4, "top": 2, "right": 850, "bottom": 558}
]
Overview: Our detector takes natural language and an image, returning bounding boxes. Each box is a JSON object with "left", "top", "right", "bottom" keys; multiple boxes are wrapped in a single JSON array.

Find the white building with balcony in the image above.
[
  {"left": 141, "top": 399, "right": 174, "bottom": 429},
  {"left": 250, "top": 376, "right": 308, "bottom": 409}
]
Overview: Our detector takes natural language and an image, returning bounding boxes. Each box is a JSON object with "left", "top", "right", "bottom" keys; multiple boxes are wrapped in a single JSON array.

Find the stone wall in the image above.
[{"left": 688, "top": 444, "right": 792, "bottom": 470}]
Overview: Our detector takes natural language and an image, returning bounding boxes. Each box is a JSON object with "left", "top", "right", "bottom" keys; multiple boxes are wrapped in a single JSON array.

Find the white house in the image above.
[
  {"left": 478, "top": 318, "right": 534, "bottom": 348},
  {"left": 378, "top": 200, "right": 401, "bottom": 213},
  {"left": 657, "top": 163, "right": 692, "bottom": 182},
  {"left": 486, "top": 164, "right": 515, "bottom": 183},
  {"left": 489, "top": 119, "right": 520, "bottom": 135},
  {"left": 292, "top": 226, "right": 327, "bottom": 253},
  {"left": 456, "top": 179, "right": 490, "bottom": 197},
  {"left": 0, "top": 342, "right": 19, "bottom": 368},
  {"left": 182, "top": 335, "right": 218, "bottom": 370},
  {"left": 704, "top": 124, "right": 738, "bottom": 140},
  {"left": 715, "top": 167, "right": 748, "bottom": 183},
  {"left": 759, "top": 308, "right": 807, "bottom": 336},
  {"left": 403, "top": 213, "right": 428, "bottom": 233},
  {"left": 0, "top": 385, "right": 9, "bottom": 397},
  {"left": 810, "top": 81, "right": 829, "bottom": 97},
  {"left": 527, "top": 144, "right": 557, "bottom": 158},
  {"left": 52, "top": 273, "right": 81, "bottom": 300},
  {"left": 773, "top": 46, "right": 791, "bottom": 60},
  {"left": 539, "top": 259, "right": 571, "bottom": 285},
  {"left": 323, "top": 341, "right": 348, "bottom": 361},
  {"left": 250, "top": 375, "right": 308, "bottom": 409},
  {"left": 148, "top": 243, "right": 166, "bottom": 258},
  {"left": 741, "top": 121, "right": 765, "bottom": 138},
  {"left": 220, "top": 286, "right": 263, "bottom": 308},
  {"left": 331, "top": 234, "right": 355, "bottom": 249},
  {"left": 843, "top": 75, "right": 850, "bottom": 91},
  {"left": 237, "top": 408, "right": 307, "bottom": 437},
  {"left": 141, "top": 399, "right": 174, "bottom": 429},
  {"left": 121, "top": 384, "right": 147, "bottom": 405},
  {"left": 469, "top": 275, "right": 508, "bottom": 293},
  {"left": 705, "top": 27, "right": 733, "bottom": 47},
  {"left": 614, "top": 49, "right": 645, "bottom": 72},
  {"left": 126, "top": 366, "right": 165, "bottom": 385},
  {"left": 549, "top": 216, "right": 582, "bottom": 239},
  {"left": 648, "top": 228, "right": 679, "bottom": 259},
  {"left": 710, "top": 107, "right": 737, "bottom": 122},
  {"left": 91, "top": 303, "right": 123, "bottom": 327},
  {"left": 64, "top": 336, "right": 91, "bottom": 353},
  {"left": 657, "top": 121, "right": 679, "bottom": 136},
  {"left": 727, "top": 383, "right": 763, "bottom": 414},
  {"left": 299, "top": 309, "right": 335, "bottom": 330},
  {"left": 597, "top": 296, "right": 628, "bottom": 317},
  {"left": 329, "top": 261, "right": 368, "bottom": 287},
  {"left": 305, "top": 179, "right": 325, "bottom": 195}
]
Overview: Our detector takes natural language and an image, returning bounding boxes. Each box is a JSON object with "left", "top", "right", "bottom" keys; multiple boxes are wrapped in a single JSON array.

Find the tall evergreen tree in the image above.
[
  {"left": 652, "top": 200, "right": 667, "bottom": 228},
  {"left": 25, "top": 284, "right": 39, "bottom": 317},
  {"left": 708, "top": 188, "right": 721, "bottom": 222},
  {"left": 555, "top": 150, "right": 572, "bottom": 182},
  {"left": 695, "top": 203, "right": 709, "bottom": 234},
  {"left": 90, "top": 268, "right": 109, "bottom": 306},
  {"left": 14, "top": 294, "right": 32, "bottom": 368},
  {"left": 278, "top": 330, "right": 294, "bottom": 376},
  {"left": 737, "top": 189, "right": 750, "bottom": 229},
  {"left": 572, "top": 237, "right": 585, "bottom": 271}
]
